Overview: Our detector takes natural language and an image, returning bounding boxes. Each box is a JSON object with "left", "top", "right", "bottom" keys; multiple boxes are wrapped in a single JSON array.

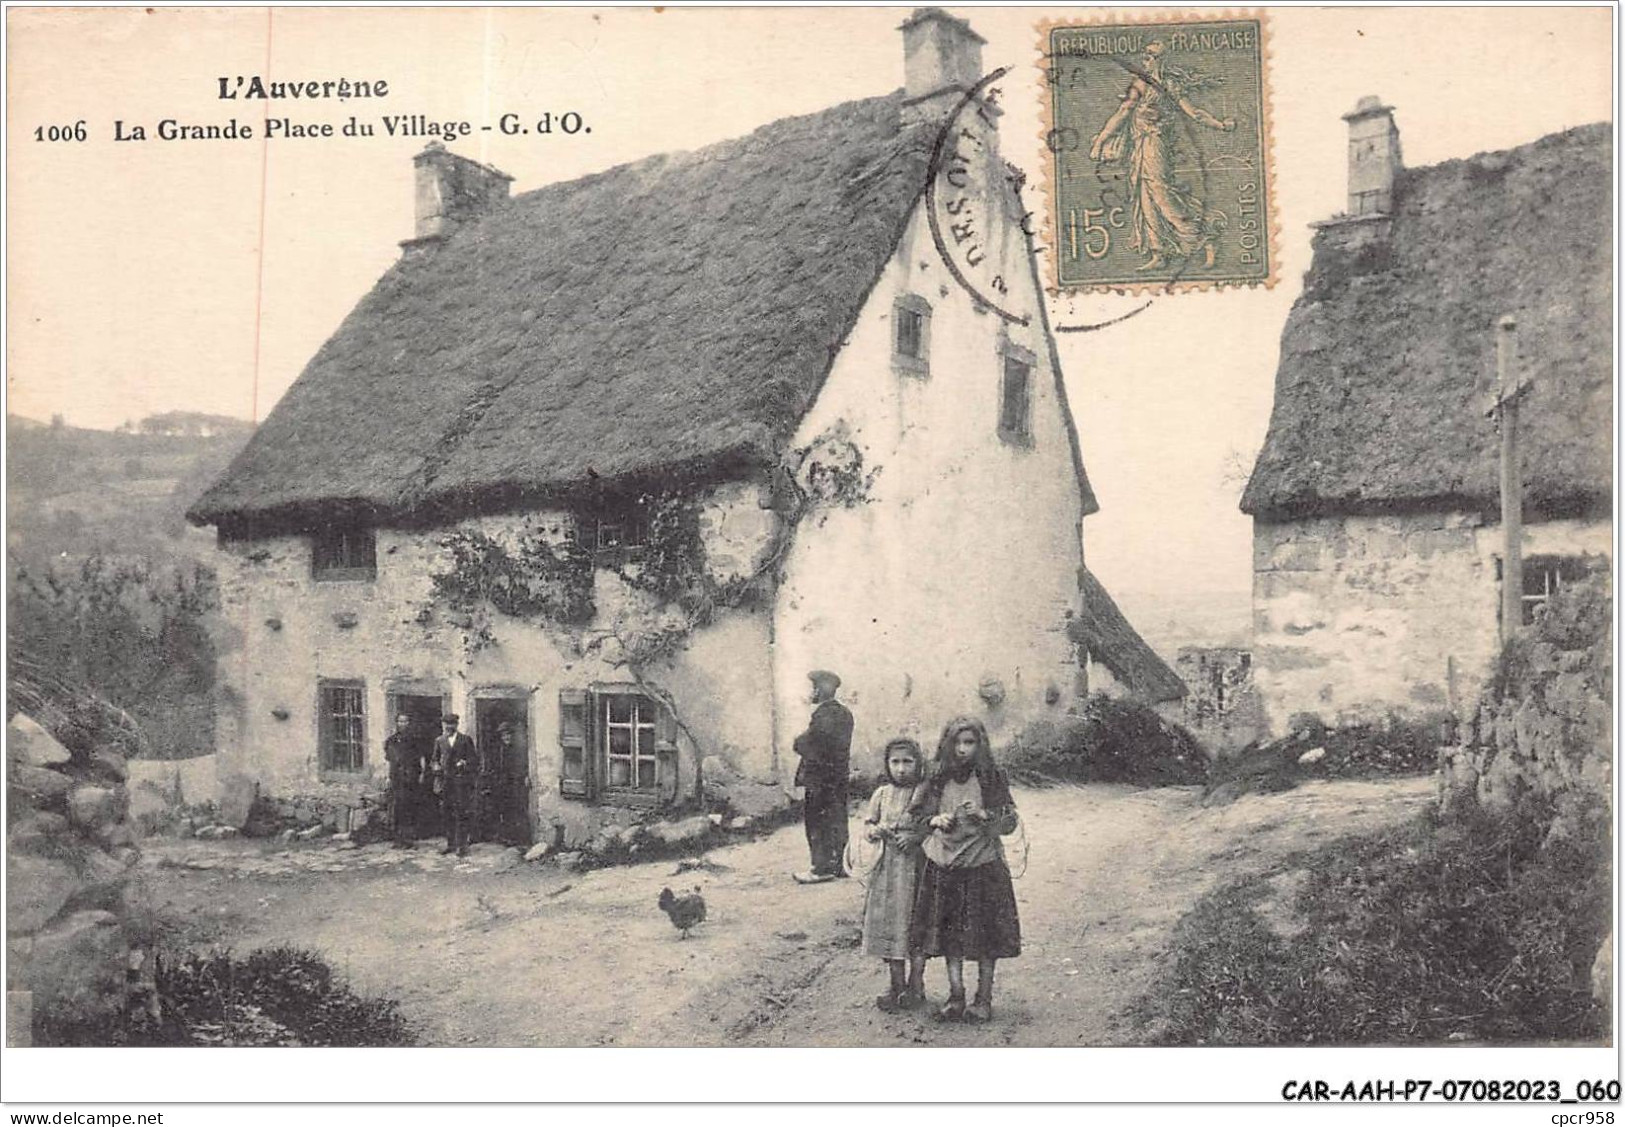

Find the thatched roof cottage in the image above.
[
  {"left": 189, "top": 9, "right": 1179, "bottom": 845},
  {"left": 1241, "top": 101, "right": 1611, "bottom": 735}
]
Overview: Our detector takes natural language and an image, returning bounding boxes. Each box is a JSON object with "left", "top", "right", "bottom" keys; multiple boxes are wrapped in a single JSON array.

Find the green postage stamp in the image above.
[{"left": 1041, "top": 13, "right": 1274, "bottom": 292}]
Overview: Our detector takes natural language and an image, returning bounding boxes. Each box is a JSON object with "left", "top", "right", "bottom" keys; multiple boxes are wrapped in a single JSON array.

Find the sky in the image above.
[{"left": 6, "top": 5, "right": 1614, "bottom": 607}]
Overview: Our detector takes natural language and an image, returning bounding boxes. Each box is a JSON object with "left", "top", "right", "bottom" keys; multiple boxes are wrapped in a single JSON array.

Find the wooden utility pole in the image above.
[{"left": 1489, "top": 315, "right": 1533, "bottom": 641}]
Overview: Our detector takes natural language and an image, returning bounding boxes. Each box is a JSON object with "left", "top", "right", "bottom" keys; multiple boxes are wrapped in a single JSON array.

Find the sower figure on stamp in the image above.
[
  {"left": 792, "top": 669, "right": 854, "bottom": 885},
  {"left": 383, "top": 712, "right": 426, "bottom": 848},
  {"left": 1088, "top": 39, "right": 1236, "bottom": 271},
  {"left": 432, "top": 713, "right": 478, "bottom": 857}
]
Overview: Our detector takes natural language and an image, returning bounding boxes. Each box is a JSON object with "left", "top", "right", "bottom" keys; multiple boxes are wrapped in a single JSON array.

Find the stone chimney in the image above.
[
  {"left": 1342, "top": 96, "right": 1402, "bottom": 217},
  {"left": 900, "top": 8, "right": 986, "bottom": 114},
  {"left": 401, "top": 142, "right": 513, "bottom": 253}
]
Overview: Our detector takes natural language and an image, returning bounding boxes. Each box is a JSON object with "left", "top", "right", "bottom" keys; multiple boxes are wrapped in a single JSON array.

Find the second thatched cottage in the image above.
[
  {"left": 1242, "top": 101, "right": 1611, "bottom": 736},
  {"left": 188, "top": 10, "right": 1179, "bottom": 846}
]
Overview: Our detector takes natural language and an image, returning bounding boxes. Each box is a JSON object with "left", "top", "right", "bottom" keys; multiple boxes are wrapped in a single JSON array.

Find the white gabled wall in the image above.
[{"left": 773, "top": 175, "right": 1087, "bottom": 774}]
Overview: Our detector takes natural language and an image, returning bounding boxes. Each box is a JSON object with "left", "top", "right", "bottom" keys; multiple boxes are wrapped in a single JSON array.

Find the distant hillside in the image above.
[
  {"left": 1110, "top": 587, "right": 1252, "bottom": 656},
  {"left": 7, "top": 415, "right": 252, "bottom": 567}
]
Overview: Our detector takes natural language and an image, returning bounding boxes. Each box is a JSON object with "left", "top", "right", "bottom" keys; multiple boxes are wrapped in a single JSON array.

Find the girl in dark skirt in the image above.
[{"left": 909, "top": 716, "right": 1021, "bottom": 1023}]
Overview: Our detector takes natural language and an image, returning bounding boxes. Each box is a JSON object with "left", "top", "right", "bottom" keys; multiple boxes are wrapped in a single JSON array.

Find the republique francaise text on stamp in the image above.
[{"left": 1040, "top": 12, "right": 1275, "bottom": 292}]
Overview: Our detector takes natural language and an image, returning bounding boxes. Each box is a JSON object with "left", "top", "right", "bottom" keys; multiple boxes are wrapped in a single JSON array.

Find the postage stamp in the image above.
[{"left": 1039, "top": 12, "right": 1275, "bottom": 293}]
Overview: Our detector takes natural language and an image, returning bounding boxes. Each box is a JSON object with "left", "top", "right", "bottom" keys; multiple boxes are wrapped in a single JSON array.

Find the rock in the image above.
[
  {"left": 7, "top": 990, "right": 32, "bottom": 1048},
  {"left": 127, "top": 780, "right": 173, "bottom": 830},
  {"left": 1297, "top": 746, "right": 1326, "bottom": 765},
  {"left": 1593, "top": 930, "right": 1613, "bottom": 1007},
  {"left": 486, "top": 848, "right": 522, "bottom": 873},
  {"left": 553, "top": 851, "right": 584, "bottom": 870},
  {"left": 8, "top": 811, "right": 72, "bottom": 854},
  {"left": 214, "top": 826, "right": 239, "bottom": 839},
  {"left": 523, "top": 842, "right": 552, "bottom": 862},
  {"left": 726, "top": 815, "right": 755, "bottom": 832},
  {"left": 647, "top": 815, "right": 710, "bottom": 847},
  {"left": 97, "top": 823, "right": 137, "bottom": 850},
  {"left": 66, "top": 786, "right": 119, "bottom": 833},
  {"left": 12, "top": 764, "right": 75, "bottom": 804},
  {"left": 331, "top": 832, "right": 353, "bottom": 843},
  {"left": 278, "top": 828, "right": 298, "bottom": 842},
  {"left": 218, "top": 773, "right": 258, "bottom": 829},
  {"left": 708, "top": 812, "right": 725, "bottom": 827},
  {"left": 7, "top": 855, "right": 81, "bottom": 935},
  {"left": 294, "top": 825, "right": 328, "bottom": 841},
  {"left": 22, "top": 910, "right": 127, "bottom": 1030},
  {"left": 8, "top": 714, "right": 72, "bottom": 768},
  {"left": 89, "top": 750, "right": 128, "bottom": 783}
]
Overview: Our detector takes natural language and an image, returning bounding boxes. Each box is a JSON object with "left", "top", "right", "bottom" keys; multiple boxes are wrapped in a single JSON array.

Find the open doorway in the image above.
[
  {"left": 473, "top": 694, "right": 533, "bottom": 846},
  {"left": 387, "top": 692, "right": 444, "bottom": 839}
]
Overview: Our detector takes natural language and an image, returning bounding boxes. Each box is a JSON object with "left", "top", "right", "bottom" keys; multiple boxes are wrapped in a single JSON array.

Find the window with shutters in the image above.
[
  {"left": 312, "top": 524, "right": 377, "bottom": 581},
  {"left": 318, "top": 679, "right": 367, "bottom": 774},
  {"left": 997, "top": 342, "right": 1036, "bottom": 446},
  {"left": 892, "top": 294, "right": 931, "bottom": 377},
  {"left": 558, "top": 687, "right": 678, "bottom": 804}
]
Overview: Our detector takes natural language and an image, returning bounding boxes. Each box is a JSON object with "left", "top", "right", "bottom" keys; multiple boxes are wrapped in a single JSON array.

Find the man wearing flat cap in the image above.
[
  {"left": 792, "top": 669, "right": 854, "bottom": 885},
  {"left": 432, "top": 713, "right": 478, "bottom": 857}
]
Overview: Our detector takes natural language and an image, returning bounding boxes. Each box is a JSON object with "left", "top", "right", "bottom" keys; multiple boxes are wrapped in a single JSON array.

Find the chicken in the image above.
[{"left": 657, "top": 885, "right": 707, "bottom": 939}]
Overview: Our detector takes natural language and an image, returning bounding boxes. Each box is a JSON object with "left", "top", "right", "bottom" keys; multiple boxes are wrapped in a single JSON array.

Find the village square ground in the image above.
[{"left": 137, "top": 776, "right": 1433, "bottom": 1046}]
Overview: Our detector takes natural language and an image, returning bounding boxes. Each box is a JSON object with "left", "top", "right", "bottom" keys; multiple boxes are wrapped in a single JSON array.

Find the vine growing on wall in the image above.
[
  {"left": 424, "top": 422, "right": 879, "bottom": 667},
  {"left": 427, "top": 524, "right": 595, "bottom": 653}
]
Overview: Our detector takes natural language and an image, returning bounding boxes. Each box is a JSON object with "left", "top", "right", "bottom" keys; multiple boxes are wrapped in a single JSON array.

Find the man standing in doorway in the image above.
[
  {"left": 383, "top": 712, "right": 425, "bottom": 848},
  {"left": 792, "top": 669, "right": 854, "bottom": 885},
  {"left": 433, "top": 713, "right": 478, "bottom": 857}
]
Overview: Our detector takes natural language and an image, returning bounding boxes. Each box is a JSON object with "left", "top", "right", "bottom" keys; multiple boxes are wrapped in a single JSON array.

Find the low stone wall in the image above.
[
  {"left": 1437, "top": 579, "right": 1612, "bottom": 1010},
  {"left": 1438, "top": 581, "right": 1611, "bottom": 830},
  {"left": 6, "top": 714, "right": 144, "bottom": 1046}
]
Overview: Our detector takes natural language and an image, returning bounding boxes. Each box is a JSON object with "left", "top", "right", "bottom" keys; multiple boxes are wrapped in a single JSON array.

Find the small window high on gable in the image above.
[
  {"left": 312, "top": 524, "right": 377, "bottom": 581},
  {"left": 998, "top": 342, "right": 1037, "bottom": 446},
  {"left": 892, "top": 294, "right": 932, "bottom": 377}
]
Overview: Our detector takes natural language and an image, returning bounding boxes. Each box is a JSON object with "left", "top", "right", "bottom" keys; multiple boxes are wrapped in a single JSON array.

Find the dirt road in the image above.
[{"left": 138, "top": 776, "right": 1435, "bottom": 1046}]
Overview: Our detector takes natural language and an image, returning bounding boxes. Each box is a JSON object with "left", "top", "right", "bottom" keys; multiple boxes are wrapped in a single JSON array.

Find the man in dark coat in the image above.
[
  {"left": 792, "top": 669, "right": 854, "bottom": 884},
  {"left": 432, "top": 714, "right": 478, "bottom": 857},
  {"left": 383, "top": 712, "right": 426, "bottom": 847}
]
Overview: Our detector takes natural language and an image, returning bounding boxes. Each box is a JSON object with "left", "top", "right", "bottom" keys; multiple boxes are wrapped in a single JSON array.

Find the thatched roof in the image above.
[
  {"left": 1071, "top": 568, "right": 1186, "bottom": 704},
  {"left": 191, "top": 91, "right": 1098, "bottom": 531},
  {"left": 1242, "top": 123, "right": 1612, "bottom": 521}
]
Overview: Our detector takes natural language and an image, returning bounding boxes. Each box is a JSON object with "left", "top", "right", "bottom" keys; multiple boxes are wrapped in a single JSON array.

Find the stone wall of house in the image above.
[
  {"left": 776, "top": 126, "right": 1085, "bottom": 769},
  {"left": 211, "top": 481, "right": 780, "bottom": 848},
  {"left": 1251, "top": 513, "right": 1610, "bottom": 737},
  {"left": 7, "top": 714, "right": 143, "bottom": 1046},
  {"left": 1174, "top": 646, "right": 1266, "bottom": 755}
]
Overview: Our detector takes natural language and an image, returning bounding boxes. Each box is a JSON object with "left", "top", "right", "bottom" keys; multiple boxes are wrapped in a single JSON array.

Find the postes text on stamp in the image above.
[{"left": 1043, "top": 13, "right": 1273, "bottom": 292}]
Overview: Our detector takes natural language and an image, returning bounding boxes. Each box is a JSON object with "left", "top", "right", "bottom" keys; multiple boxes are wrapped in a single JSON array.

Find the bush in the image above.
[
  {"left": 7, "top": 554, "right": 217, "bottom": 760},
  {"left": 1204, "top": 712, "right": 1448, "bottom": 803},
  {"left": 39, "top": 945, "right": 415, "bottom": 1046},
  {"left": 1146, "top": 801, "right": 1610, "bottom": 1045},
  {"left": 1003, "top": 693, "right": 1208, "bottom": 787}
]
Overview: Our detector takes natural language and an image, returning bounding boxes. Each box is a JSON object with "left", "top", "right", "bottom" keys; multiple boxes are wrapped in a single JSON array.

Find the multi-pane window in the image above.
[
  {"left": 1496, "top": 554, "right": 1603, "bottom": 628},
  {"left": 603, "top": 693, "right": 659, "bottom": 793},
  {"left": 318, "top": 680, "right": 366, "bottom": 773},
  {"left": 312, "top": 525, "right": 377, "bottom": 581},
  {"left": 999, "top": 352, "right": 1033, "bottom": 442},
  {"left": 558, "top": 687, "right": 677, "bottom": 803}
]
